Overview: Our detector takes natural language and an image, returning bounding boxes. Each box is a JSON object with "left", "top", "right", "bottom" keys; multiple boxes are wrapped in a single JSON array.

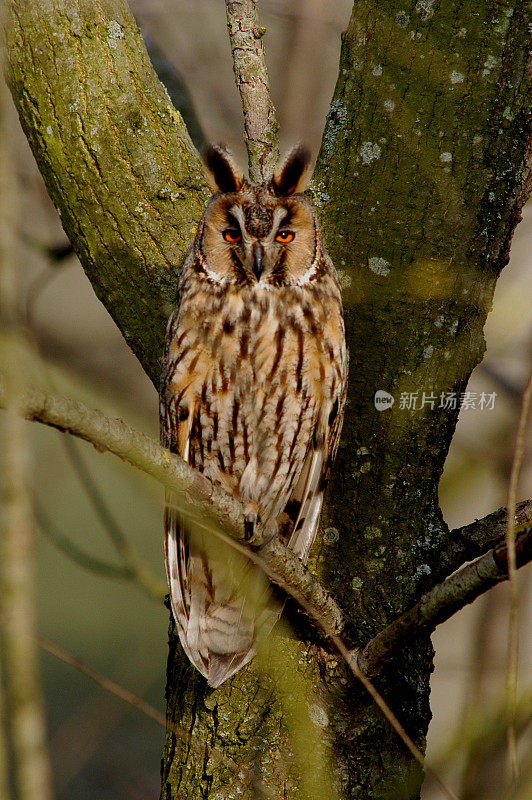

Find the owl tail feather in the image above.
[
  {"left": 167, "top": 580, "right": 256, "bottom": 687},
  {"left": 167, "top": 574, "right": 279, "bottom": 688},
  {"left": 183, "top": 641, "right": 256, "bottom": 690},
  {"left": 165, "top": 504, "right": 280, "bottom": 687}
]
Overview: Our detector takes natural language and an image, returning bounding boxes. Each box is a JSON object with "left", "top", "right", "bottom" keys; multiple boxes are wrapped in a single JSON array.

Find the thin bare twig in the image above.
[
  {"left": 505, "top": 367, "right": 532, "bottom": 785},
  {"left": 33, "top": 496, "right": 149, "bottom": 584},
  {"left": 18, "top": 627, "right": 278, "bottom": 800},
  {"left": 60, "top": 435, "right": 166, "bottom": 599},
  {"left": 39, "top": 633, "right": 167, "bottom": 726},
  {"left": 225, "top": 0, "right": 280, "bottom": 181},
  {"left": 24, "top": 245, "right": 73, "bottom": 329}
]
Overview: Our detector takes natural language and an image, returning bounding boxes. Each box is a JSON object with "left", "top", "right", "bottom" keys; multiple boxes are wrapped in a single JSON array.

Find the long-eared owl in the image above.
[{"left": 160, "top": 145, "right": 348, "bottom": 687}]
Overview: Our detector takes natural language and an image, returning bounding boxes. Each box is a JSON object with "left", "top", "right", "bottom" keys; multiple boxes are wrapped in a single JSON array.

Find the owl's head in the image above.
[{"left": 195, "top": 145, "right": 324, "bottom": 287}]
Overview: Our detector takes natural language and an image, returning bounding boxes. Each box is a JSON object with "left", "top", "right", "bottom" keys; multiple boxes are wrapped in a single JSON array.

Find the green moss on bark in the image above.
[
  {"left": 6, "top": 0, "right": 210, "bottom": 384},
  {"left": 308, "top": 1, "right": 531, "bottom": 794}
]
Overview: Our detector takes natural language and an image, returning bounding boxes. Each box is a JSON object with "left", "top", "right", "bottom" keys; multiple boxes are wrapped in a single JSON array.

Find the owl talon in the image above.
[
  {"left": 243, "top": 515, "right": 276, "bottom": 548},
  {"left": 244, "top": 514, "right": 257, "bottom": 542},
  {"left": 255, "top": 529, "right": 276, "bottom": 549}
]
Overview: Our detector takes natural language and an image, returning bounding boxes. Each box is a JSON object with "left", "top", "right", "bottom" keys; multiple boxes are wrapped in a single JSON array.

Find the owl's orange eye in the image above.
[
  {"left": 275, "top": 230, "right": 295, "bottom": 243},
  {"left": 223, "top": 229, "right": 242, "bottom": 243}
]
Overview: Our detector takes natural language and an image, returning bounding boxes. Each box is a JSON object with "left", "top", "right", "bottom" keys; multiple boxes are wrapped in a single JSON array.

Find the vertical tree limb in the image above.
[
  {"left": 5, "top": 0, "right": 210, "bottom": 385},
  {"left": 225, "top": 0, "right": 280, "bottom": 182},
  {"left": 505, "top": 367, "right": 532, "bottom": 783},
  {"left": 0, "top": 400, "right": 54, "bottom": 800},
  {"left": 0, "top": 667, "right": 10, "bottom": 800},
  {"left": 0, "top": 73, "right": 53, "bottom": 800}
]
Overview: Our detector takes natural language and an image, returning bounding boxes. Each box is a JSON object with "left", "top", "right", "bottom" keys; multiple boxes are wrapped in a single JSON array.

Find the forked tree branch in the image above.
[
  {"left": 225, "top": 0, "right": 280, "bottom": 182},
  {"left": 358, "top": 524, "right": 532, "bottom": 677},
  {"left": 438, "top": 500, "right": 532, "bottom": 582}
]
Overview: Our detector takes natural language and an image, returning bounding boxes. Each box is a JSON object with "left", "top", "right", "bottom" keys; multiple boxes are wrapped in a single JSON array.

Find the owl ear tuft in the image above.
[
  {"left": 271, "top": 146, "right": 312, "bottom": 197},
  {"left": 203, "top": 144, "right": 245, "bottom": 194}
]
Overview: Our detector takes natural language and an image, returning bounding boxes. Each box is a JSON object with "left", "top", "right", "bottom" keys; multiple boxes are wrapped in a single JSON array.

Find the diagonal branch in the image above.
[
  {"left": 357, "top": 524, "right": 532, "bottom": 677},
  {"left": 3, "top": 383, "right": 532, "bottom": 667},
  {"left": 437, "top": 500, "right": 532, "bottom": 582},
  {"left": 0, "top": 385, "right": 344, "bottom": 639},
  {"left": 225, "top": 0, "right": 280, "bottom": 182},
  {"left": 5, "top": 0, "right": 210, "bottom": 386}
]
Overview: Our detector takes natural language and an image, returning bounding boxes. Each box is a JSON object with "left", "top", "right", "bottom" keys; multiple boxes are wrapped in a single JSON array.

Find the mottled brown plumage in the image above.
[{"left": 160, "top": 145, "right": 348, "bottom": 687}]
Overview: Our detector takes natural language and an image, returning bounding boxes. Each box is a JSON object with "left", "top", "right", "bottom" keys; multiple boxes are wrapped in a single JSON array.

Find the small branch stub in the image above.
[{"left": 225, "top": 0, "right": 280, "bottom": 183}]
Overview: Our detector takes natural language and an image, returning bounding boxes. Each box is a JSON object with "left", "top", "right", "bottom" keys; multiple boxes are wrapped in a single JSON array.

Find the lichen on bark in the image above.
[
  {"left": 308, "top": 1, "right": 531, "bottom": 794},
  {"left": 6, "top": 0, "right": 210, "bottom": 385}
]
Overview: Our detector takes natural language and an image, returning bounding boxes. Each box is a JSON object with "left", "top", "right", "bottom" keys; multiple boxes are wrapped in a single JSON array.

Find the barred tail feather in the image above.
[{"left": 164, "top": 497, "right": 278, "bottom": 687}]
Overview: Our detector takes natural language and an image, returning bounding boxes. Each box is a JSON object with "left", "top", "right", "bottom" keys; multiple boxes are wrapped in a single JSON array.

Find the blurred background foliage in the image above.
[{"left": 0, "top": 1, "right": 530, "bottom": 798}]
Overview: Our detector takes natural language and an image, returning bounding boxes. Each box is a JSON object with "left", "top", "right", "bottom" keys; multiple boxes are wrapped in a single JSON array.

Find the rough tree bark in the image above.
[
  {"left": 6, "top": 0, "right": 210, "bottom": 384},
  {"left": 5, "top": 1, "right": 532, "bottom": 799},
  {"left": 306, "top": 3, "right": 532, "bottom": 796}
]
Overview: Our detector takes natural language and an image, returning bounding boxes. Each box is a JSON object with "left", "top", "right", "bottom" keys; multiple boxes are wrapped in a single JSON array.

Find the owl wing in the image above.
[
  {"left": 160, "top": 334, "right": 199, "bottom": 675},
  {"left": 285, "top": 370, "right": 348, "bottom": 561},
  {"left": 161, "top": 316, "right": 274, "bottom": 688}
]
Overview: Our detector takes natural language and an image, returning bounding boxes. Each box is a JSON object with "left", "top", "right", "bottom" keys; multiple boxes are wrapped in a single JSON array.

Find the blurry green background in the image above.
[{"left": 3, "top": 1, "right": 531, "bottom": 797}]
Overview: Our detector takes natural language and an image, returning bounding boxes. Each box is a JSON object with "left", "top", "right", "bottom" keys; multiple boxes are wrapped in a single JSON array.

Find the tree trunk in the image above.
[
  {"left": 6, "top": 0, "right": 209, "bottom": 385},
  {"left": 5, "top": 1, "right": 531, "bottom": 798}
]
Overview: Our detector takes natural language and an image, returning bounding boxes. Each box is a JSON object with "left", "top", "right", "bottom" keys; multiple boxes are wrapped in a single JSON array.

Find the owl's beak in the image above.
[{"left": 252, "top": 242, "right": 264, "bottom": 280}]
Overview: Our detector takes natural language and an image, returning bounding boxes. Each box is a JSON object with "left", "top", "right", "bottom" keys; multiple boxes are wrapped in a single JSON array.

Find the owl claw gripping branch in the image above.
[{"left": 160, "top": 145, "right": 348, "bottom": 687}]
